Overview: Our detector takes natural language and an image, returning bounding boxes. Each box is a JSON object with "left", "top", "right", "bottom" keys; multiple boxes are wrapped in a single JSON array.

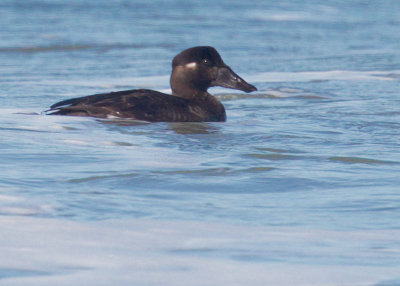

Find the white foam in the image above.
[
  {"left": 62, "top": 139, "right": 91, "bottom": 146},
  {"left": 246, "top": 6, "right": 339, "bottom": 22},
  {"left": 0, "top": 206, "right": 39, "bottom": 215},
  {"left": 248, "top": 11, "right": 319, "bottom": 22},
  {"left": 0, "top": 193, "right": 55, "bottom": 216},
  {"left": 0, "top": 194, "right": 22, "bottom": 203},
  {"left": 0, "top": 216, "right": 399, "bottom": 286}
]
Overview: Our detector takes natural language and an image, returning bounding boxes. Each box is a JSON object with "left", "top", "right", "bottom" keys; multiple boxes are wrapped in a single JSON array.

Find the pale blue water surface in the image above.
[{"left": 1, "top": 1, "right": 400, "bottom": 285}]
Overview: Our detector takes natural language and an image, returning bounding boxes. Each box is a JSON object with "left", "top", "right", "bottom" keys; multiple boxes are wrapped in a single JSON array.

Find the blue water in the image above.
[{"left": 1, "top": 1, "right": 400, "bottom": 285}]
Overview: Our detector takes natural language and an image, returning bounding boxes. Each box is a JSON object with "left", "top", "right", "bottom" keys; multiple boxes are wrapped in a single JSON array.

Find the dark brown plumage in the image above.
[{"left": 47, "top": 46, "right": 257, "bottom": 122}]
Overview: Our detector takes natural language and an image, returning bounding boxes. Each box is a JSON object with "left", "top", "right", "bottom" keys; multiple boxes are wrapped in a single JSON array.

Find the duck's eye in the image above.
[{"left": 202, "top": 58, "right": 211, "bottom": 65}]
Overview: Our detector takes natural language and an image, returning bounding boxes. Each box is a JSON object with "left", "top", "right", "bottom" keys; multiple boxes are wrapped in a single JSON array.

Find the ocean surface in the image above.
[{"left": 1, "top": 0, "right": 400, "bottom": 285}]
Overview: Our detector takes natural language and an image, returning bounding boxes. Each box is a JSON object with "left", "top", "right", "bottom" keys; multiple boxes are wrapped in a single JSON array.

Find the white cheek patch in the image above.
[{"left": 185, "top": 62, "right": 197, "bottom": 69}]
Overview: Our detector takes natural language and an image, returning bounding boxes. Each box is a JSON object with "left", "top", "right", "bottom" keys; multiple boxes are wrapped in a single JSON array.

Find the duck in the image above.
[{"left": 47, "top": 46, "right": 257, "bottom": 122}]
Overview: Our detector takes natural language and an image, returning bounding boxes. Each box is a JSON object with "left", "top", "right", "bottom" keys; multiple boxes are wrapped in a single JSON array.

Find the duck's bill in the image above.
[{"left": 212, "top": 66, "right": 257, "bottom": 93}]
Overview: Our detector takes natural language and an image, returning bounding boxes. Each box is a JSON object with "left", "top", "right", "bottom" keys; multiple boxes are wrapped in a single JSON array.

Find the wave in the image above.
[
  {"left": 248, "top": 70, "right": 400, "bottom": 83},
  {"left": 329, "top": 156, "right": 399, "bottom": 165},
  {"left": 0, "top": 43, "right": 176, "bottom": 54}
]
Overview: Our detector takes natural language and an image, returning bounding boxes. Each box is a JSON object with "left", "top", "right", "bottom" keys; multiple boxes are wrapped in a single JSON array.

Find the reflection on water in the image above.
[
  {"left": 97, "top": 118, "right": 151, "bottom": 127},
  {"left": 167, "top": 122, "right": 220, "bottom": 134}
]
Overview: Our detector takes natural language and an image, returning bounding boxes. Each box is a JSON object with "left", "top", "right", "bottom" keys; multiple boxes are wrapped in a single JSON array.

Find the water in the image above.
[{"left": 1, "top": 0, "right": 400, "bottom": 285}]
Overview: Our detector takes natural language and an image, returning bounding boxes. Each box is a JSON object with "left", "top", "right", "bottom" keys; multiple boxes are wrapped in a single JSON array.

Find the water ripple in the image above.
[{"left": 329, "top": 157, "right": 399, "bottom": 165}]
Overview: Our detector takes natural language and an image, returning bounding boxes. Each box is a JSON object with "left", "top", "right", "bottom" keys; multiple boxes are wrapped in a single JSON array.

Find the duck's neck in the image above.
[
  {"left": 170, "top": 67, "right": 208, "bottom": 99},
  {"left": 171, "top": 87, "right": 208, "bottom": 99}
]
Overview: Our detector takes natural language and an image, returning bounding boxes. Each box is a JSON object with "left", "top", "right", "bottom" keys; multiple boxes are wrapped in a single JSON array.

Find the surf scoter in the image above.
[{"left": 47, "top": 46, "right": 257, "bottom": 122}]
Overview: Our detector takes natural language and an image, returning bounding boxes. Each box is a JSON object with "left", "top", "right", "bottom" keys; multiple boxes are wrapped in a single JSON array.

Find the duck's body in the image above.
[
  {"left": 47, "top": 46, "right": 256, "bottom": 122},
  {"left": 49, "top": 88, "right": 226, "bottom": 122}
]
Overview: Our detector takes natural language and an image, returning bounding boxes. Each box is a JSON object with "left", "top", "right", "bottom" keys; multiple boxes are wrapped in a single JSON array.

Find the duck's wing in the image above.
[
  {"left": 47, "top": 89, "right": 203, "bottom": 121},
  {"left": 49, "top": 89, "right": 147, "bottom": 110},
  {"left": 47, "top": 89, "right": 146, "bottom": 118}
]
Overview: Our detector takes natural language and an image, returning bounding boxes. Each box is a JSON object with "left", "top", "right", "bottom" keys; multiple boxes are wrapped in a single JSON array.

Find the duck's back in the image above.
[{"left": 48, "top": 89, "right": 226, "bottom": 122}]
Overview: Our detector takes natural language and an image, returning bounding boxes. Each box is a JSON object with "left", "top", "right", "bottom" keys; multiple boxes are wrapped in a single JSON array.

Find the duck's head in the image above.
[{"left": 170, "top": 46, "right": 257, "bottom": 97}]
